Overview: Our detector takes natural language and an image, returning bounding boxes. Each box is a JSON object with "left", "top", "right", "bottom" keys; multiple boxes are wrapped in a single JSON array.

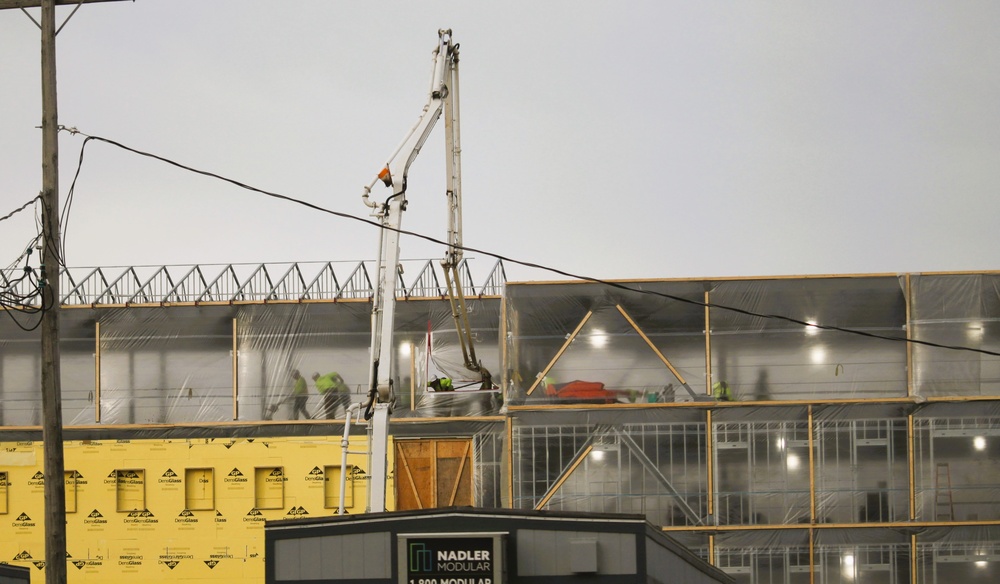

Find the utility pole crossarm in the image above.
[{"left": 0, "top": 0, "right": 130, "bottom": 8}]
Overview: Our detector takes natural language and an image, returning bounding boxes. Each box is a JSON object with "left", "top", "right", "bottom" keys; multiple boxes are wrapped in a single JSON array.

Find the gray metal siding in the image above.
[
  {"left": 274, "top": 532, "right": 390, "bottom": 581},
  {"left": 516, "top": 529, "right": 636, "bottom": 576}
]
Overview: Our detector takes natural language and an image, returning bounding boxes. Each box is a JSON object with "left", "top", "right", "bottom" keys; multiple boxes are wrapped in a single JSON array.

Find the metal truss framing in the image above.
[{"left": 49, "top": 259, "right": 505, "bottom": 306}]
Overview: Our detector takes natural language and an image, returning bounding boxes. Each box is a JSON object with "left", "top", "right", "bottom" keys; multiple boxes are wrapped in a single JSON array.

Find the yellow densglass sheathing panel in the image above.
[{"left": 0, "top": 434, "right": 394, "bottom": 583}]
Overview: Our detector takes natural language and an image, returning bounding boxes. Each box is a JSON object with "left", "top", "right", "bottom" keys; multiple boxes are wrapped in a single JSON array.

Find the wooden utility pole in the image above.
[{"left": 0, "top": 2, "right": 131, "bottom": 582}]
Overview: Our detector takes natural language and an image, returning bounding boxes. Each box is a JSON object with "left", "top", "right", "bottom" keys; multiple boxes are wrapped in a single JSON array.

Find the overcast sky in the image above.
[{"left": 2, "top": 1, "right": 998, "bottom": 283}]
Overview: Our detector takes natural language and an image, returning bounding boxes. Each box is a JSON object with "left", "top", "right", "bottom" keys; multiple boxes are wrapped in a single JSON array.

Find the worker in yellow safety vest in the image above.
[
  {"left": 713, "top": 381, "right": 734, "bottom": 402},
  {"left": 313, "top": 372, "right": 350, "bottom": 419}
]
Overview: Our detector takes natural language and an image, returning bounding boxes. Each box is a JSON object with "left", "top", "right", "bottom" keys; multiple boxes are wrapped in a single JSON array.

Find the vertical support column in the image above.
[
  {"left": 704, "top": 290, "right": 716, "bottom": 525},
  {"left": 706, "top": 410, "right": 714, "bottom": 520},
  {"left": 808, "top": 405, "right": 816, "bottom": 522},
  {"left": 232, "top": 317, "right": 238, "bottom": 420},
  {"left": 905, "top": 274, "right": 917, "bottom": 527},
  {"left": 505, "top": 415, "right": 514, "bottom": 509},
  {"left": 905, "top": 273, "right": 914, "bottom": 397},
  {"left": 500, "top": 293, "right": 509, "bottom": 404},
  {"left": 908, "top": 415, "right": 916, "bottom": 520},
  {"left": 910, "top": 533, "right": 918, "bottom": 584},
  {"left": 94, "top": 321, "right": 101, "bottom": 423},
  {"left": 704, "top": 291, "right": 712, "bottom": 396},
  {"left": 809, "top": 528, "right": 815, "bottom": 584},
  {"left": 409, "top": 341, "right": 416, "bottom": 412}
]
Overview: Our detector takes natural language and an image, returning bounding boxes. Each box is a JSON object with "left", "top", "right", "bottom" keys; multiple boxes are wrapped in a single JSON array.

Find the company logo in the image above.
[
  {"left": 13, "top": 551, "right": 32, "bottom": 561},
  {"left": 176, "top": 510, "right": 198, "bottom": 524},
  {"left": 84, "top": 509, "right": 108, "bottom": 526},
  {"left": 225, "top": 468, "right": 248, "bottom": 483},
  {"left": 162, "top": 560, "right": 179, "bottom": 569},
  {"left": 13, "top": 512, "right": 35, "bottom": 528},
  {"left": 28, "top": 472, "right": 44, "bottom": 486},
  {"left": 409, "top": 543, "right": 433, "bottom": 573},
  {"left": 305, "top": 467, "right": 324, "bottom": 481},
  {"left": 243, "top": 508, "right": 266, "bottom": 523},
  {"left": 32, "top": 561, "right": 45, "bottom": 570},
  {"left": 72, "top": 559, "right": 102, "bottom": 569},
  {"left": 159, "top": 469, "right": 181, "bottom": 484},
  {"left": 205, "top": 560, "right": 219, "bottom": 568},
  {"left": 265, "top": 468, "right": 285, "bottom": 483},
  {"left": 214, "top": 510, "right": 227, "bottom": 524},
  {"left": 406, "top": 539, "right": 494, "bottom": 576},
  {"left": 124, "top": 509, "right": 158, "bottom": 524},
  {"left": 349, "top": 467, "right": 370, "bottom": 481},
  {"left": 66, "top": 470, "right": 86, "bottom": 485},
  {"left": 286, "top": 506, "right": 308, "bottom": 517}
]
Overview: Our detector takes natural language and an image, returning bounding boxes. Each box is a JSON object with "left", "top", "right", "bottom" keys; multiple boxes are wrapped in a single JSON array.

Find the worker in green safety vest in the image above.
[
  {"left": 428, "top": 377, "right": 454, "bottom": 391},
  {"left": 313, "top": 372, "right": 350, "bottom": 419},
  {"left": 713, "top": 381, "right": 734, "bottom": 402}
]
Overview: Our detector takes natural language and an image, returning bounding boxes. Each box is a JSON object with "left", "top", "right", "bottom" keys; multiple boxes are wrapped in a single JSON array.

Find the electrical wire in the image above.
[
  {"left": 0, "top": 197, "right": 46, "bottom": 330},
  {"left": 60, "top": 128, "right": 1000, "bottom": 358}
]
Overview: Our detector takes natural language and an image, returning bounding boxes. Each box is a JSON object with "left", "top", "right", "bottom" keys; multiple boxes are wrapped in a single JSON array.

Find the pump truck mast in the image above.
[{"left": 358, "top": 29, "right": 490, "bottom": 512}]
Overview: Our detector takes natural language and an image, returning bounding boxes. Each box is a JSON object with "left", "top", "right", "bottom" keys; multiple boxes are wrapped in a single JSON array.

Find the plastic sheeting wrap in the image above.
[
  {"left": 910, "top": 273, "right": 1000, "bottom": 397},
  {"left": 713, "top": 407, "right": 811, "bottom": 525},
  {"left": 511, "top": 409, "right": 709, "bottom": 526},
  {"left": 707, "top": 277, "right": 907, "bottom": 401},
  {"left": 913, "top": 402, "right": 1000, "bottom": 522},
  {"left": 503, "top": 277, "right": 909, "bottom": 405},
  {"left": 915, "top": 526, "right": 1000, "bottom": 583},
  {"left": 0, "top": 296, "right": 501, "bottom": 426},
  {"left": 504, "top": 281, "right": 710, "bottom": 406},
  {"left": 812, "top": 404, "right": 910, "bottom": 525},
  {"left": 714, "top": 529, "right": 811, "bottom": 582},
  {"left": 0, "top": 307, "right": 98, "bottom": 427},
  {"left": 99, "top": 306, "right": 236, "bottom": 424},
  {"left": 813, "top": 528, "right": 911, "bottom": 584}
]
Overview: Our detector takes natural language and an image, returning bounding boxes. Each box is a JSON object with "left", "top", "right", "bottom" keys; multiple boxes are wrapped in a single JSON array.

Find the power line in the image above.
[
  {"left": 0, "top": 195, "right": 40, "bottom": 223},
  {"left": 60, "top": 128, "right": 1000, "bottom": 358}
]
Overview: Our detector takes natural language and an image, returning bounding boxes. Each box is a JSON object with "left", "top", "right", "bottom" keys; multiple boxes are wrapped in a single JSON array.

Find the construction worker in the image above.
[
  {"left": 289, "top": 370, "right": 311, "bottom": 420},
  {"left": 713, "top": 381, "right": 734, "bottom": 402},
  {"left": 428, "top": 377, "right": 454, "bottom": 391},
  {"left": 313, "top": 372, "right": 350, "bottom": 419}
]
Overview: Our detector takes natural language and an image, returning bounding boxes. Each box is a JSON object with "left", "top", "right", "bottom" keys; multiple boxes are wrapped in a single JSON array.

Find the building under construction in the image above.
[{"left": 0, "top": 261, "right": 998, "bottom": 583}]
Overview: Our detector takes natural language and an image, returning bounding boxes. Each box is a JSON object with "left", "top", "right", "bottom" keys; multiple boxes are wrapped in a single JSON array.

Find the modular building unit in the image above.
[{"left": 265, "top": 507, "right": 733, "bottom": 584}]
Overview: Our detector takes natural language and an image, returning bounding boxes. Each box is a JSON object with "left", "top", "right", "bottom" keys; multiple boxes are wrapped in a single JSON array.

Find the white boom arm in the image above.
[{"left": 360, "top": 29, "right": 458, "bottom": 512}]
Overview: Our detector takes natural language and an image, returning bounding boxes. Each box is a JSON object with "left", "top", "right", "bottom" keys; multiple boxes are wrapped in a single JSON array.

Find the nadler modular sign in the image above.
[{"left": 399, "top": 533, "right": 504, "bottom": 584}]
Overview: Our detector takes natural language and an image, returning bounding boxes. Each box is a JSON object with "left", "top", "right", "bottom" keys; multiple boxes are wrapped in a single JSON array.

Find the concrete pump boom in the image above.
[{"left": 359, "top": 29, "right": 490, "bottom": 513}]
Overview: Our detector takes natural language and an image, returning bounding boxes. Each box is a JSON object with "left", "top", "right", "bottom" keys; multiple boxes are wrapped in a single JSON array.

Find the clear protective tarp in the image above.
[
  {"left": 915, "top": 525, "right": 1000, "bottom": 583},
  {"left": 712, "top": 406, "right": 811, "bottom": 525},
  {"left": 707, "top": 277, "right": 908, "bottom": 401},
  {"left": 814, "top": 528, "right": 911, "bottom": 584},
  {"left": 813, "top": 404, "right": 910, "bottom": 524},
  {"left": 504, "top": 281, "right": 710, "bottom": 405},
  {"left": 511, "top": 409, "right": 708, "bottom": 526},
  {"left": 910, "top": 274, "right": 1000, "bottom": 397},
  {"left": 913, "top": 403, "right": 1000, "bottom": 522},
  {"left": 714, "top": 529, "right": 811, "bottom": 583},
  {"left": 0, "top": 309, "right": 97, "bottom": 426},
  {"left": 99, "top": 306, "right": 236, "bottom": 424},
  {"left": 503, "top": 277, "right": 909, "bottom": 406},
  {"left": 0, "top": 296, "right": 501, "bottom": 426}
]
